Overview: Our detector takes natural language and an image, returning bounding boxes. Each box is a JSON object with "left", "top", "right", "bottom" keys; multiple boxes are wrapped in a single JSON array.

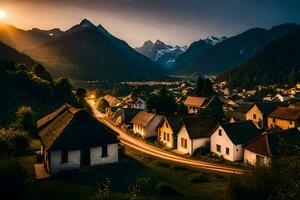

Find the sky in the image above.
[{"left": 1, "top": 0, "right": 300, "bottom": 47}]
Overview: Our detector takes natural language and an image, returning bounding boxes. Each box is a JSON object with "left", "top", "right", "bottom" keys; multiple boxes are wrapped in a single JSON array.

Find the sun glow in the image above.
[{"left": 0, "top": 10, "right": 7, "bottom": 19}]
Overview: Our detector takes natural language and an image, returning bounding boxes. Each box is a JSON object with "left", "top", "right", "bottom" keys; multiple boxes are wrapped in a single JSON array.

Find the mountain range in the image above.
[
  {"left": 135, "top": 40, "right": 187, "bottom": 69},
  {"left": 0, "top": 20, "right": 165, "bottom": 81},
  {"left": 173, "top": 23, "right": 300, "bottom": 75},
  {"left": 217, "top": 29, "right": 300, "bottom": 88}
]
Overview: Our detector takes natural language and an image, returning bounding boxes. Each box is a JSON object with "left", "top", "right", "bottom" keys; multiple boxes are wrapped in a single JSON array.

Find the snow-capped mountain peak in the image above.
[{"left": 204, "top": 36, "right": 227, "bottom": 45}]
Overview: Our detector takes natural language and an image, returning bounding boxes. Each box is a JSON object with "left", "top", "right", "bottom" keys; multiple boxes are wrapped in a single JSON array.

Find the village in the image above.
[{"left": 35, "top": 78, "right": 300, "bottom": 178}]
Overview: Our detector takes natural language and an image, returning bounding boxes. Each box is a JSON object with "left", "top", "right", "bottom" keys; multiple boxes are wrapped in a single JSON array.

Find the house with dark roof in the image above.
[
  {"left": 157, "top": 116, "right": 183, "bottom": 148},
  {"left": 245, "top": 102, "right": 281, "bottom": 129},
  {"left": 268, "top": 107, "right": 300, "bottom": 130},
  {"left": 130, "top": 111, "right": 163, "bottom": 139},
  {"left": 229, "top": 103, "right": 254, "bottom": 122},
  {"left": 37, "top": 104, "right": 119, "bottom": 175},
  {"left": 176, "top": 116, "right": 218, "bottom": 155},
  {"left": 243, "top": 128, "right": 300, "bottom": 165},
  {"left": 210, "top": 121, "right": 261, "bottom": 161},
  {"left": 113, "top": 108, "right": 142, "bottom": 127}
]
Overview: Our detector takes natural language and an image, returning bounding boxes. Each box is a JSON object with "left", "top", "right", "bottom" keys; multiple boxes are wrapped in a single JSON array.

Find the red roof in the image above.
[
  {"left": 269, "top": 107, "right": 300, "bottom": 120},
  {"left": 184, "top": 96, "right": 208, "bottom": 108},
  {"left": 243, "top": 134, "right": 270, "bottom": 157}
]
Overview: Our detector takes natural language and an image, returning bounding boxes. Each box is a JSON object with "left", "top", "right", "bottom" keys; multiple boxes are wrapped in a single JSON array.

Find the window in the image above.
[
  {"left": 166, "top": 122, "right": 169, "bottom": 128},
  {"left": 101, "top": 144, "right": 108, "bottom": 157},
  {"left": 218, "top": 130, "right": 222, "bottom": 136},
  {"left": 290, "top": 121, "right": 293, "bottom": 125},
  {"left": 253, "top": 114, "right": 256, "bottom": 119},
  {"left": 167, "top": 133, "right": 170, "bottom": 142},
  {"left": 61, "top": 150, "right": 68, "bottom": 163},
  {"left": 236, "top": 149, "right": 239, "bottom": 152},
  {"left": 226, "top": 148, "right": 230, "bottom": 155},
  {"left": 164, "top": 132, "right": 166, "bottom": 140},
  {"left": 181, "top": 138, "right": 187, "bottom": 148},
  {"left": 216, "top": 144, "right": 221, "bottom": 152},
  {"left": 273, "top": 118, "right": 276, "bottom": 123}
]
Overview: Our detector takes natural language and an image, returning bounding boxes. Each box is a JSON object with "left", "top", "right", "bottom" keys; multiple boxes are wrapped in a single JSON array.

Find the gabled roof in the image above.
[
  {"left": 37, "top": 104, "right": 70, "bottom": 130},
  {"left": 114, "top": 108, "right": 142, "bottom": 124},
  {"left": 182, "top": 116, "right": 218, "bottom": 139},
  {"left": 104, "top": 95, "right": 121, "bottom": 107},
  {"left": 218, "top": 121, "right": 261, "bottom": 145},
  {"left": 244, "top": 128, "right": 300, "bottom": 157},
  {"left": 254, "top": 102, "right": 281, "bottom": 115},
  {"left": 269, "top": 107, "right": 300, "bottom": 120},
  {"left": 38, "top": 104, "right": 118, "bottom": 151},
  {"left": 233, "top": 103, "right": 254, "bottom": 114},
  {"left": 130, "top": 111, "right": 161, "bottom": 127},
  {"left": 184, "top": 96, "right": 209, "bottom": 108},
  {"left": 159, "top": 115, "right": 183, "bottom": 134}
]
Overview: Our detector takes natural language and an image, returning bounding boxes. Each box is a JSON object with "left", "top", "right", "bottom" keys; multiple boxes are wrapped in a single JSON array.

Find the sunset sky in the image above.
[{"left": 1, "top": 0, "right": 300, "bottom": 47}]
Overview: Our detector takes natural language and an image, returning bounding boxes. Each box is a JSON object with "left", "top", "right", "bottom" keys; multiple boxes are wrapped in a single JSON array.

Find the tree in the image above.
[
  {"left": 76, "top": 88, "right": 87, "bottom": 105},
  {"left": 195, "top": 76, "right": 214, "bottom": 97},
  {"left": 54, "top": 78, "right": 76, "bottom": 104},
  {"left": 15, "top": 106, "right": 36, "bottom": 133},
  {"left": 229, "top": 156, "right": 300, "bottom": 200},
  {"left": 96, "top": 98, "right": 110, "bottom": 113},
  {"left": 146, "top": 88, "right": 177, "bottom": 115},
  {"left": 177, "top": 102, "right": 188, "bottom": 114},
  {"left": 33, "top": 64, "right": 53, "bottom": 82}
]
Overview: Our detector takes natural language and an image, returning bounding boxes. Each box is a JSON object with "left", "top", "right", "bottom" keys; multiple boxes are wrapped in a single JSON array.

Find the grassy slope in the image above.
[{"left": 19, "top": 147, "right": 230, "bottom": 200}]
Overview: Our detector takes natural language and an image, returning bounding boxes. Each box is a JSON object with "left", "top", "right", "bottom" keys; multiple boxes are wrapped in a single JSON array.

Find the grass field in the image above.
[{"left": 19, "top": 146, "right": 232, "bottom": 200}]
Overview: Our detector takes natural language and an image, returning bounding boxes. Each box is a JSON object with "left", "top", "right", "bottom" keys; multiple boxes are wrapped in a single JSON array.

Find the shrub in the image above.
[
  {"left": 156, "top": 182, "right": 179, "bottom": 197},
  {"left": 189, "top": 174, "right": 210, "bottom": 183},
  {"left": 0, "top": 128, "right": 30, "bottom": 156},
  {"left": 16, "top": 105, "right": 36, "bottom": 133},
  {"left": 0, "top": 158, "right": 28, "bottom": 199},
  {"left": 193, "top": 142, "right": 210, "bottom": 156}
]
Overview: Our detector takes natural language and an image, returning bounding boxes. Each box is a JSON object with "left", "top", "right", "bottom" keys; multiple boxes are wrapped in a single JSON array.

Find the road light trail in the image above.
[{"left": 87, "top": 99, "right": 245, "bottom": 174}]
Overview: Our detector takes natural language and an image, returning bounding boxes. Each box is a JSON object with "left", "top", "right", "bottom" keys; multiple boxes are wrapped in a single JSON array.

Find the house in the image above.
[
  {"left": 245, "top": 102, "right": 280, "bottom": 129},
  {"left": 268, "top": 107, "right": 300, "bottom": 130},
  {"left": 273, "top": 93, "right": 289, "bottom": 102},
  {"left": 133, "top": 97, "right": 146, "bottom": 110},
  {"left": 113, "top": 108, "right": 141, "bottom": 126},
  {"left": 177, "top": 116, "right": 218, "bottom": 155},
  {"left": 229, "top": 103, "right": 253, "bottom": 122},
  {"left": 157, "top": 116, "right": 182, "bottom": 148},
  {"left": 243, "top": 128, "right": 300, "bottom": 165},
  {"left": 184, "top": 96, "right": 210, "bottom": 114},
  {"left": 210, "top": 121, "right": 261, "bottom": 162},
  {"left": 131, "top": 111, "right": 163, "bottom": 138},
  {"left": 37, "top": 104, "right": 119, "bottom": 175}
]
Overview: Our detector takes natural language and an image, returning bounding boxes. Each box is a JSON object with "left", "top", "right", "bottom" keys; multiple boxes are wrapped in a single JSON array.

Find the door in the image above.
[{"left": 81, "top": 148, "right": 90, "bottom": 167}]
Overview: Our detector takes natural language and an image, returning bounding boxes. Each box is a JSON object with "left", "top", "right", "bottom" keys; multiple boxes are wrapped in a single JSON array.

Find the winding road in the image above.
[{"left": 88, "top": 99, "right": 245, "bottom": 174}]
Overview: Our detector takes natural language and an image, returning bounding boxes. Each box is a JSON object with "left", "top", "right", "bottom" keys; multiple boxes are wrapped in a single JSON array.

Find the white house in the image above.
[
  {"left": 243, "top": 128, "right": 300, "bottom": 165},
  {"left": 133, "top": 97, "right": 146, "bottom": 110},
  {"left": 37, "top": 104, "right": 119, "bottom": 176},
  {"left": 177, "top": 116, "right": 218, "bottom": 155},
  {"left": 130, "top": 111, "right": 163, "bottom": 138},
  {"left": 183, "top": 96, "right": 209, "bottom": 114},
  {"left": 210, "top": 121, "right": 260, "bottom": 162}
]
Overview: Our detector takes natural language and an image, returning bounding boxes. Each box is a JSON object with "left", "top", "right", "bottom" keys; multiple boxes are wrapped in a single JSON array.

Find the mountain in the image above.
[
  {"left": 172, "top": 37, "right": 225, "bottom": 72},
  {"left": 26, "top": 19, "right": 165, "bottom": 81},
  {"left": 174, "top": 23, "right": 300, "bottom": 75},
  {"left": 0, "top": 41, "right": 36, "bottom": 66},
  {"left": 217, "top": 29, "right": 300, "bottom": 88},
  {"left": 31, "top": 28, "right": 64, "bottom": 37},
  {"left": 0, "top": 23, "right": 53, "bottom": 50},
  {"left": 135, "top": 40, "right": 187, "bottom": 69}
]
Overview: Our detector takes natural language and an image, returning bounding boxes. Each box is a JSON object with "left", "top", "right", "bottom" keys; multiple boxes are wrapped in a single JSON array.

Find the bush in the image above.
[
  {"left": 229, "top": 157, "right": 300, "bottom": 200},
  {"left": 156, "top": 182, "right": 179, "bottom": 197},
  {"left": 189, "top": 174, "right": 210, "bottom": 183},
  {"left": 0, "top": 158, "right": 28, "bottom": 199},
  {"left": 0, "top": 128, "right": 30, "bottom": 156},
  {"left": 96, "top": 97, "right": 110, "bottom": 113},
  {"left": 16, "top": 105, "right": 36, "bottom": 133},
  {"left": 193, "top": 142, "right": 210, "bottom": 157}
]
